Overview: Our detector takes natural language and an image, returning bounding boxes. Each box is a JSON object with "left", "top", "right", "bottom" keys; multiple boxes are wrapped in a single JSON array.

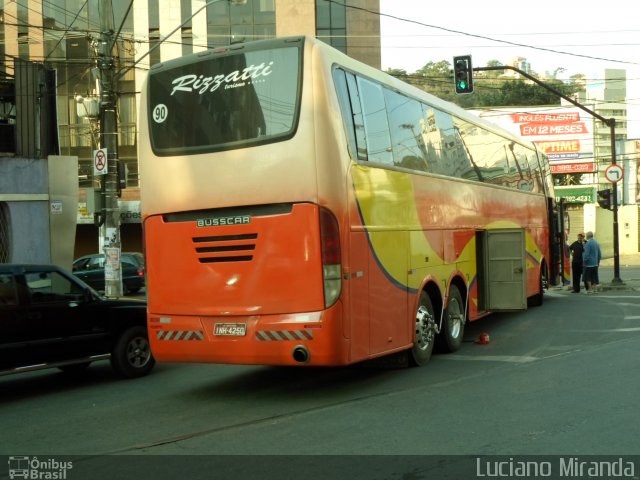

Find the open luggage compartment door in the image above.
[{"left": 477, "top": 229, "right": 527, "bottom": 311}]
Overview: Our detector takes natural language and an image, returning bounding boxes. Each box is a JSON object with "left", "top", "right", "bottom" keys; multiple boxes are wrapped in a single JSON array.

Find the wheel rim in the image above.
[
  {"left": 127, "top": 336, "right": 152, "bottom": 368},
  {"left": 415, "top": 304, "right": 435, "bottom": 351},
  {"left": 447, "top": 296, "right": 464, "bottom": 339}
]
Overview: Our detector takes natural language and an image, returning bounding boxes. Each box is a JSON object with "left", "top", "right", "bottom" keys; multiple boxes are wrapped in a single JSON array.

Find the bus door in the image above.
[
  {"left": 347, "top": 229, "right": 410, "bottom": 360},
  {"left": 366, "top": 231, "right": 409, "bottom": 355},
  {"left": 347, "top": 230, "right": 370, "bottom": 361},
  {"left": 476, "top": 229, "right": 527, "bottom": 311}
]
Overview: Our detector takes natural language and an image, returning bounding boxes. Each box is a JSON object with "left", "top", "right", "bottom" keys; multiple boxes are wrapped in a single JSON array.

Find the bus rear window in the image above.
[{"left": 148, "top": 46, "right": 301, "bottom": 155}]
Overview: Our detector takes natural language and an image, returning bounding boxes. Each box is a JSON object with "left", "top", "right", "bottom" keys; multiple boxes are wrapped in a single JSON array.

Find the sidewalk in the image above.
[
  {"left": 596, "top": 253, "right": 640, "bottom": 292},
  {"left": 600, "top": 253, "right": 640, "bottom": 268}
]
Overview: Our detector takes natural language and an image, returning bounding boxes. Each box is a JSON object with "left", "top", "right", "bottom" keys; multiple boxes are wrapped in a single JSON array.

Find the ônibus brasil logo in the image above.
[{"left": 8, "top": 456, "right": 73, "bottom": 479}]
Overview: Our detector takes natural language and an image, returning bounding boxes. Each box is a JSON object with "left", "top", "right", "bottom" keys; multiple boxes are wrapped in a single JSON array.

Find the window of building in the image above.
[
  {"left": 117, "top": 39, "right": 136, "bottom": 83},
  {"left": 254, "top": 0, "right": 275, "bottom": 24},
  {"left": 206, "top": 0, "right": 275, "bottom": 47},
  {"left": 180, "top": 0, "right": 193, "bottom": 28},
  {"left": 231, "top": 24, "right": 254, "bottom": 43},
  {"left": 254, "top": 24, "right": 275, "bottom": 42},
  {"left": 316, "top": 0, "right": 346, "bottom": 53},
  {"left": 0, "top": 9, "right": 5, "bottom": 68},
  {"left": 118, "top": 93, "right": 137, "bottom": 148},
  {"left": 0, "top": 203, "right": 10, "bottom": 263},
  {"left": 149, "top": 29, "right": 160, "bottom": 66},
  {"left": 207, "top": 1, "right": 230, "bottom": 27},
  {"left": 182, "top": 27, "right": 193, "bottom": 57},
  {"left": 208, "top": 26, "right": 231, "bottom": 48},
  {"left": 148, "top": 0, "right": 160, "bottom": 30},
  {"left": 230, "top": 1, "right": 253, "bottom": 25}
]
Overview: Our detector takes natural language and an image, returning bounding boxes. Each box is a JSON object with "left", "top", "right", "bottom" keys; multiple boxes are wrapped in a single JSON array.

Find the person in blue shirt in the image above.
[{"left": 582, "top": 231, "right": 602, "bottom": 294}]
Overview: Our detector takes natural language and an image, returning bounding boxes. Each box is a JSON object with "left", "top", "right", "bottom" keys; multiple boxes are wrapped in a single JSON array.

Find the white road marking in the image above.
[{"left": 441, "top": 355, "right": 539, "bottom": 363}]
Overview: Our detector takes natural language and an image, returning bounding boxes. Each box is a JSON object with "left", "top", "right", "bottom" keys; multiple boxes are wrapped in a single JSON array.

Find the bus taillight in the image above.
[{"left": 319, "top": 207, "right": 342, "bottom": 308}]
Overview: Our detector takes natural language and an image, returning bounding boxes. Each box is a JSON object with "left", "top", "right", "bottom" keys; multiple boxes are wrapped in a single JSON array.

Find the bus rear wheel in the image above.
[
  {"left": 410, "top": 292, "right": 436, "bottom": 366},
  {"left": 528, "top": 267, "right": 545, "bottom": 307},
  {"left": 436, "top": 285, "right": 465, "bottom": 353}
]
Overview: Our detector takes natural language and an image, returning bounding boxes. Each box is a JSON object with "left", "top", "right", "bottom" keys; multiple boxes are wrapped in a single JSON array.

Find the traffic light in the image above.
[
  {"left": 597, "top": 189, "right": 612, "bottom": 210},
  {"left": 453, "top": 55, "right": 473, "bottom": 94},
  {"left": 117, "top": 160, "right": 128, "bottom": 197}
]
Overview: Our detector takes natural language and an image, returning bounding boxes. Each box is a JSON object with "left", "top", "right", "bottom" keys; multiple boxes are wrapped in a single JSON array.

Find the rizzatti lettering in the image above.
[{"left": 171, "top": 62, "right": 274, "bottom": 96}]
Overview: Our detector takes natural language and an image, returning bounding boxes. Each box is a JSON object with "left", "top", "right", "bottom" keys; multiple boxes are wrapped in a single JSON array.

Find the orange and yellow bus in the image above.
[{"left": 138, "top": 36, "right": 564, "bottom": 368}]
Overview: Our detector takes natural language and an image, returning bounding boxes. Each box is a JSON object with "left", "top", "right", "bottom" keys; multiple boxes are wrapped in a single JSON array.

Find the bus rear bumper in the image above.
[{"left": 148, "top": 302, "right": 348, "bottom": 366}]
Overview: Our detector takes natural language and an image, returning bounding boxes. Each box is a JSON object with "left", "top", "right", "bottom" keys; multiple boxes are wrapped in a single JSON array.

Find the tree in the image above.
[{"left": 386, "top": 59, "right": 584, "bottom": 109}]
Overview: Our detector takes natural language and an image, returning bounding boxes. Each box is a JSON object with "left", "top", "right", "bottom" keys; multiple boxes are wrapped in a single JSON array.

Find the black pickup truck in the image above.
[{"left": 0, "top": 264, "right": 155, "bottom": 378}]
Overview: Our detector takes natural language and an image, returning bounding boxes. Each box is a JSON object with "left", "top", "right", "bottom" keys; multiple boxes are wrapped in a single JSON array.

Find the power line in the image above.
[
  {"left": 44, "top": 0, "right": 90, "bottom": 62},
  {"left": 328, "top": 0, "right": 640, "bottom": 68}
]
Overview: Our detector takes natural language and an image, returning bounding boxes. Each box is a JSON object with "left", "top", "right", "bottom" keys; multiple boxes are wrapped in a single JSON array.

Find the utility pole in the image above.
[
  {"left": 97, "top": 0, "right": 122, "bottom": 297},
  {"left": 474, "top": 65, "right": 623, "bottom": 285}
]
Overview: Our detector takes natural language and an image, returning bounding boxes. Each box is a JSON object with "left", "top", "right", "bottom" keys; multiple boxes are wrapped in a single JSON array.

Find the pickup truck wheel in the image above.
[{"left": 111, "top": 326, "right": 155, "bottom": 378}]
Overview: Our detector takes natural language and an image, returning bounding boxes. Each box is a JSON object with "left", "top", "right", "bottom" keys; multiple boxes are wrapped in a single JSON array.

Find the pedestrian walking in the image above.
[
  {"left": 568, "top": 232, "right": 586, "bottom": 293},
  {"left": 582, "top": 231, "right": 602, "bottom": 294}
]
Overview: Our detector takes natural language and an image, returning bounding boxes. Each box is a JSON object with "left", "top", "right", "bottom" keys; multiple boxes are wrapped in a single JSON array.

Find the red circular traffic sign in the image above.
[{"left": 605, "top": 164, "right": 623, "bottom": 183}]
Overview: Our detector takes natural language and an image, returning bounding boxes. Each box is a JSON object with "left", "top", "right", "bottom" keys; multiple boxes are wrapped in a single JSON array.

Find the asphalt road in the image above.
[{"left": 1, "top": 287, "right": 639, "bottom": 480}]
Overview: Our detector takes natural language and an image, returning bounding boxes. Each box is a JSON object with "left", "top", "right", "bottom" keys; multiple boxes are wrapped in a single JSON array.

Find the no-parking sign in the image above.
[{"left": 93, "top": 148, "right": 108, "bottom": 176}]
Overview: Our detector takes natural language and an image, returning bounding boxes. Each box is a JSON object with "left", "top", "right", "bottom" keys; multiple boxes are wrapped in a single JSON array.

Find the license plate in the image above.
[{"left": 214, "top": 323, "right": 247, "bottom": 336}]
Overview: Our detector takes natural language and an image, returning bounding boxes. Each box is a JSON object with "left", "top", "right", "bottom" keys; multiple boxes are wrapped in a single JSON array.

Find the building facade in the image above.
[{"left": 0, "top": 0, "right": 381, "bottom": 257}]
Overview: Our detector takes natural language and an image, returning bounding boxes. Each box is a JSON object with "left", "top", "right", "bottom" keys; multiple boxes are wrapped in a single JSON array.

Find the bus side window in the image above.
[
  {"left": 383, "top": 88, "right": 429, "bottom": 172},
  {"left": 344, "top": 72, "right": 368, "bottom": 161},
  {"left": 528, "top": 151, "right": 547, "bottom": 195},
  {"left": 333, "top": 69, "right": 360, "bottom": 161},
  {"left": 459, "top": 123, "right": 511, "bottom": 187},
  {"left": 424, "top": 106, "right": 475, "bottom": 179},
  {"left": 356, "top": 76, "right": 394, "bottom": 167},
  {"left": 509, "top": 143, "right": 536, "bottom": 192}
]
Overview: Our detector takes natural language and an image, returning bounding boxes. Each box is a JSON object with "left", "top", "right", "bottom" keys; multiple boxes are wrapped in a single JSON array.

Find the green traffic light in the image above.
[{"left": 453, "top": 55, "right": 473, "bottom": 93}]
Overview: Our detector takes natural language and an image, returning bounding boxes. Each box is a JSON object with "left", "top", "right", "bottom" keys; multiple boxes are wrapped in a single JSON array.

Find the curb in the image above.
[{"left": 599, "top": 285, "right": 640, "bottom": 292}]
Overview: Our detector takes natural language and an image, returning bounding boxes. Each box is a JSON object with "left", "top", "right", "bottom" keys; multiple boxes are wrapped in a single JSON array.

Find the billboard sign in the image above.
[{"left": 472, "top": 107, "right": 594, "bottom": 165}]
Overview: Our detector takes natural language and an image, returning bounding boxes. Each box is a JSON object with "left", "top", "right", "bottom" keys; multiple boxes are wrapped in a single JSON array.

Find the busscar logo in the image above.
[
  {"left": 8, "top": 456, "right": 73, "bottom": 479},
  {"left": 196, "top": 215, "right": 251, "bottom": 227}
]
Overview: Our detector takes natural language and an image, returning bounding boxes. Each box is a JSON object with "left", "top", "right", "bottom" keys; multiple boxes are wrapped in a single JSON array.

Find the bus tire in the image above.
[
  {"left": 409, "top": 292, "right": 436, "bottom": 366},
  {"left": 528, "top": 268, "right": 545, "bottom": 307},
  {"left": 436, "top": 285, "right": 465, "bottom": 353},
  {"left": 110, "top": 326, "right": 155, "bottom": 378}
]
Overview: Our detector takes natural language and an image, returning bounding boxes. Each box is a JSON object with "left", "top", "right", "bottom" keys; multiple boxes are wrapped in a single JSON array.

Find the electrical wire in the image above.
[{"left": 328, "top": 0, "right": 640, "bottom": 68}]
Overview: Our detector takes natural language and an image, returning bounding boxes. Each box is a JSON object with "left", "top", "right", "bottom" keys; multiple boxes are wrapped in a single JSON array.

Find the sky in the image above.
[{"left": 378, "top": 0, "right": 640, "bottom": 137}]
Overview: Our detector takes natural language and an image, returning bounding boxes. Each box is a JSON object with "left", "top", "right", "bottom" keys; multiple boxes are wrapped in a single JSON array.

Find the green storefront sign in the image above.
[{"left": 554, "top": 186, "right": 595, "bottom": 204}]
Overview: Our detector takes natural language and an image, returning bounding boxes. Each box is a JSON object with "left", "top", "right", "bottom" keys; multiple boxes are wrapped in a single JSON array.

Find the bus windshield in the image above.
[{"left": 148, "top": 45, "right": 301, "bottom": 155}]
